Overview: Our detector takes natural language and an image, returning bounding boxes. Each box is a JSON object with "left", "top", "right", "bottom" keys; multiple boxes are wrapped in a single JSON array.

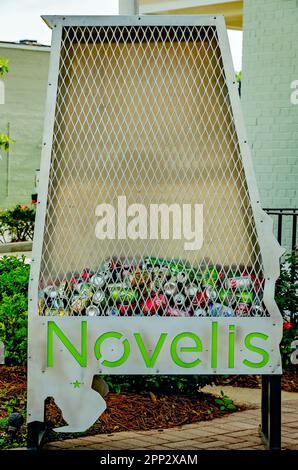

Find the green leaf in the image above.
[{"left": 227, "top": 404, "right": 236, "bottom": 410}]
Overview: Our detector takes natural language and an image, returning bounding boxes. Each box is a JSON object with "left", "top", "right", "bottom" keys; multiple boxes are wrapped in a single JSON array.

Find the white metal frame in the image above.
[{"left": 26, "top": 14, "right": 283, "bottom": 434}]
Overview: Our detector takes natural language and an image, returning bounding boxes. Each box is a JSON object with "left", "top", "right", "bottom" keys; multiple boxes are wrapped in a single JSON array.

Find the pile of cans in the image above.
[{"left": 38, "top": 256, "right": 266, "bottom": 317}]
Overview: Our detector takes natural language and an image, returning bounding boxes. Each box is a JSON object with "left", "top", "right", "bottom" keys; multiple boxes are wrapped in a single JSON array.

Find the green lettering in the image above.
[
  {"left": 228, "top": 325, "right": 235, "bottom": 369},
  {"left": 243, "top": 332, "right": 269, "bottom": 368},
  {"left": 211, "top": 322, "right": 218, "bottom": 368},
  {"left": 94, "top": 331, "right": 130, "bottom": 368},
  {"left": 171, "top": 332, "right": 202, "bottom": 368},
  {"left": 134, "top": 333, "right": 167, "bottom": 368},
  {"left": 47, "top": 320, "right": 87, "bottom": 368}
]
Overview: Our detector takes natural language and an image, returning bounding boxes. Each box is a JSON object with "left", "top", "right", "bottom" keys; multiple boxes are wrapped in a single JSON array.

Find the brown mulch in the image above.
[
  {"left": 214, "top": 369, "right": 298, "bottom": 393},
  {"left": 1, "top": 365, "right": 297, "bottom": 445},
  {"left": 44, "top": 391, "right": 246, "bottom": 442}
]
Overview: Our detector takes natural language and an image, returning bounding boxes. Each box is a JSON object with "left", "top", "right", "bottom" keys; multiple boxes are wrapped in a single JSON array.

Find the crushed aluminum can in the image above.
[
  {"left": 225, "top": 276, "right": 252, "bottom": 291},
  {"left": 90, "top": 273, "right": 106, "bottom": 289},
  {"left": 86, "top": 305, "right": 100, "bottom": 316},
  {"left": 210, "top": 303, "right": 235, "bottom": 317},
  {"left": 108, "top": 283, "right": 128, "bottom": 302},
  {"left": 202, "top": 266, "right": 219, "bottom": 287},
  {"left": 193, "top": 308, "right": 208, "bottom": 317},
  {"left": 218, "top": 288, "right": 236, "bottom": 306},
  {"left": 251, "top": 304, "right": 266, "bottom": 317},
  {"left": 141, "top": 294, "right": 167, "bottom": 315},
  {"left": 43, "top": 285, "right": 59, "bottom": 299},
  {"left": 164, "top": 281, "right": 178, "bottom": 297},
  {"left": 235, "top": 303, "right": 250, "bottom": 316},
  {"left": 118, "top": 302, "right": 136, "bottom": 315},
  {"left": 70, "top": 295, "right": 89, "bottom": 314},
  {"left": 193, "top": 286, "right": 217, "bottom": 307},
  {"left": 107, "top": 307, "right": 121, "bottom": 316},
  {"left": 92, "top": 290, "right": 107, "bottom": 306},
  {"left": 173, "top": 293, "right": 187, "bottom": 308},
  {"left": 166, "top": 307, "right": 191, "bottom": 317},
  {"left": 176, "top": 271, "right": 189, "bottom": 285},
  {"left": 44, "top": 307, "right": 68, "bottom": 317},
  {"left": 129, "top": 270, "right": 152, "bottom": 290},
  {"left": 75, "top": 284, "right": 93, "bottom": 299},
  {"left": 184, "top": 284, "right": 199, "bottom": 298},
  {"left": 235, "top": 291, "right": 253, "bottom": 305}
]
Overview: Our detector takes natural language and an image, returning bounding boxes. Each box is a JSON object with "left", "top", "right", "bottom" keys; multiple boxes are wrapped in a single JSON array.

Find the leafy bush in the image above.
[
  {"left": 275, "top": 251, "right": 298, "bottom": 367},
  {"left": 0, "top": 205, "right": 36, "bottom": 243},
  {"left": 104, "top": 374, "right": 213, "bottom": 395},
  {"left": 0, "top": 256, "right": 29, "bottom": 365}
]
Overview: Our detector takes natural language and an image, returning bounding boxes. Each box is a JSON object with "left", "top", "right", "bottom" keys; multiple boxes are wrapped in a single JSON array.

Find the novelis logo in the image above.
[{"left": 47, "top": 321, "right": 270, "bottom": 370}]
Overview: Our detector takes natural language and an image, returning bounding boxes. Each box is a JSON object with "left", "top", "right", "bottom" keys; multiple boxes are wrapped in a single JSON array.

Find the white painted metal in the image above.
[{"left": 119, "top": 0, "right": 139, "bottom": 15}]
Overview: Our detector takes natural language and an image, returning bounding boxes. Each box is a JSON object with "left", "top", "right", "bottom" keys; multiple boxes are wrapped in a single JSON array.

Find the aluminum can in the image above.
[
  {"left": 119, "top": 288, "right": 139, "bottom": 304},
  {"left": 90, "top": 273, "right": 106, "bottom": 289},
  {"left": 202, "top": 266, "right": 219, "bottom": 286},
  {"left": 176, "top": 271, "right": 189, "bottom": 285},
  {"left": 107, "top": 307, "right": 121, "bottom": 316},
  {"left": 235, "top": 303, "right": 250, "bottom": 316},
  {"left": 129, "top": 270, "right": 152, "bottom": 290},
  {"left": 86, "top": 305, "right": 100, "bottom": 316},
  {"left": 218, "top": 288, "right": 235, "bottom": 306},
  {"left": 92, "top": 290, "right": 107, "bottom": 306},
  {"left": 173, "top": 293, "right": 187, "bottom": 308},
  {"left": 184, "top": 284, "right": 200, "bottom": 298},
  {"left": 107, "top": 283, "right": 128, "bottom": 302},
  {"left": 118, "top": 302, "right": 137, "bottom": 316},
  {"left": 193, "top": 308, "right": 208, "bottom": 317},
  {"left": 70, "top": 295, "right": 89, "bottom": 314},
  {"left": 225, "top": 276, "right": 252, "bottom": 290},
  {"left": 193, "top": 286, "right": 217, "bottom": 307},
  {"left": 166, "top": 307, "right": 191, "bottom": 317},
  {"left": 44, "top": 308, "right": 68, "bottom": 317},
  {"left": 141, "top": 294, "right": 167, "bottom": 315},
  {"left": 210, "top": 303, "right": 235, "bottom": 317},
  {"left": 235, "top": 291, "right": 253, "bottom": 305},
  {"left": 44, "top": 285, "right": 59, "bottom": 299},
  {"left": 164, "top": 281, "right": 178, "bottom": 297}
]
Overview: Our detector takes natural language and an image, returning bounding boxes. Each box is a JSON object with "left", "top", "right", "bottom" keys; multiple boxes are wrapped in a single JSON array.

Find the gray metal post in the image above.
[{"left": 119, "top": 0, "right": 139, "bottom": 14}]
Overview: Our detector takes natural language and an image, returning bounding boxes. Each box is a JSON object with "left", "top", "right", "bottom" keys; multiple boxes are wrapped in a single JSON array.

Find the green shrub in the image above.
[
  {"left": 275, "top": 251, "right": 298, "bottom": 367},
  {"left": 0, "top": 205, "right": 35, "bottom": 243},
  {"left": 104, "top": 374, "right": 212, "bottom": 395},
  {"left": 0, "top": 256, "right": 29, "bottom": 365}
]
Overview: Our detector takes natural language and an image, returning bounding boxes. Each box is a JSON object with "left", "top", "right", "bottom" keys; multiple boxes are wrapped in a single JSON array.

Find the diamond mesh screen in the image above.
[{"left": 38, "top": 25, "right": 266, "bottom": 318}]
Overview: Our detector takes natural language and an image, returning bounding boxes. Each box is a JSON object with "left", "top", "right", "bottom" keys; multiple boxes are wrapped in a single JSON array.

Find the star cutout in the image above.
[{"left": 71, "top": 380, "right": 83, "bottom": 388}]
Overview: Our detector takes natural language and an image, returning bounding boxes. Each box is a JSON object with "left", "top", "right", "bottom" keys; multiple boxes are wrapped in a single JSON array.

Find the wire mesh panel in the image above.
[{"left": 38, "top": 23, "right": 266, "bottom": 319}]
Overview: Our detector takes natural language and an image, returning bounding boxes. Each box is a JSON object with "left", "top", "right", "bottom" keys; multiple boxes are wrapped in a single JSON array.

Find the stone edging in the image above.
[{"left": 0, "top": 241, "right": 33, "bottom": 253}]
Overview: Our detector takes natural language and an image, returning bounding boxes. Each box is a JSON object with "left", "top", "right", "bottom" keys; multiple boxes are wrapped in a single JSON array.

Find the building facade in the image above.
[
  {"left": 241, "top": 0, "right": 298, "bottom": 245},
  {"left": 0, "top": 42, "right": 49, "bottom": 208}
]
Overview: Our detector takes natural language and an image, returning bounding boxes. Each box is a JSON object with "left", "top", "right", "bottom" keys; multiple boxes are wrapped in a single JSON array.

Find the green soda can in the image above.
[
  {"left": 236, "top": 291, "right": 253, "bottom": 305},
  {"left": 202, "top": 266, "right": 219, "bottom": 287},
  {"left": 108, "top": 283, "right": 128, "bottom": 302},
  {"left": 218, "top": 289, "right": 235, "bottom": 306},
  {"left": 119, "top": 288, "right": 139, "bottom": 304}
]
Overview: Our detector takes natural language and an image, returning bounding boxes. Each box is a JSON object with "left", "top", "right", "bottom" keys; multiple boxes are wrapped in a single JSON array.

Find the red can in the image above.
[
  {"left": 235, "top": 303, "right": 250, "bottom": 316},
  {"left": 192, "top": 286, "right": 217, "bottom": 307},
  {"left": 118, "top": 302, "right": 137, "bottom": 316},
  {"left": 141, "top": 294, "right": 167, "bottom": 315},
  {"left": 167, "top": 307, "right": 192, "bottom": 317}
]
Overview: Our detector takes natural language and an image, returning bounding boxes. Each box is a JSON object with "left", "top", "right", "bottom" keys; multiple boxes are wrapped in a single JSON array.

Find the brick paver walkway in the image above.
[{"left": 44, "top": 399, "right": 298, "bottom": 450}]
